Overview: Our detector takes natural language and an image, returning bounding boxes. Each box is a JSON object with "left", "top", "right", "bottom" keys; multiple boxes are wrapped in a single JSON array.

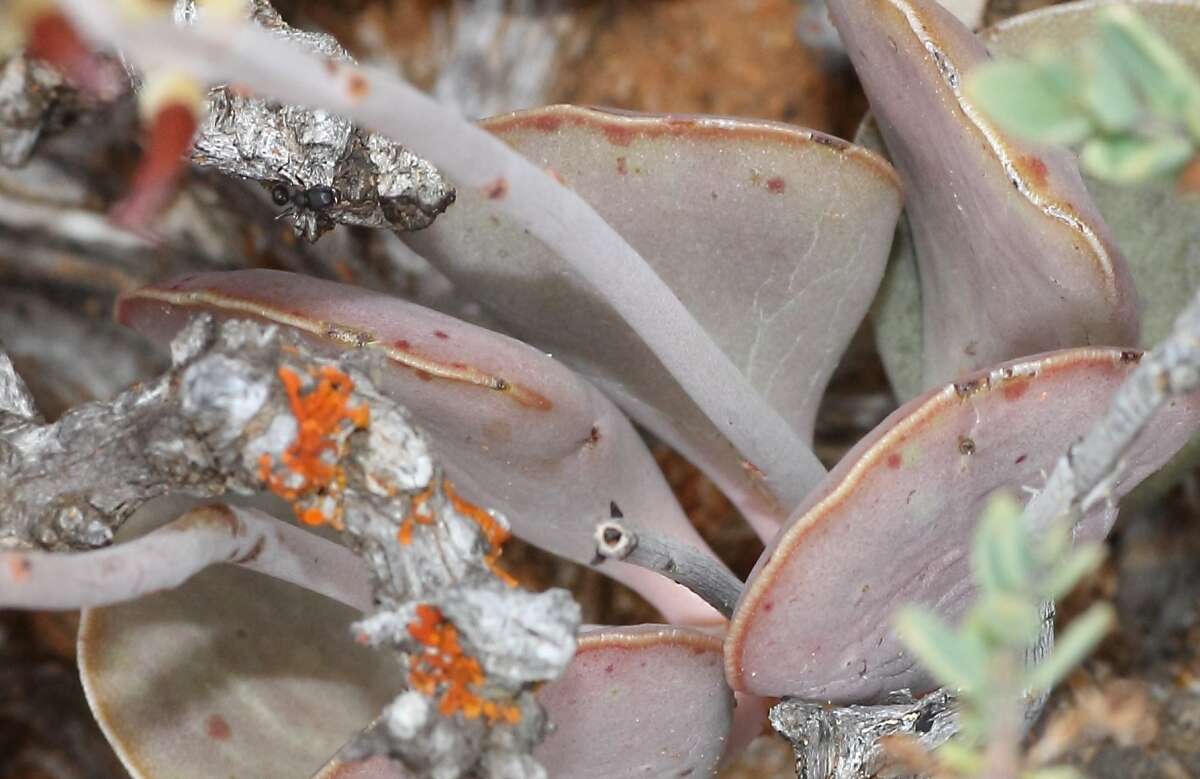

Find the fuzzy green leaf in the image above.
[
  {"left": 1041, "top": 543, "right": 1106, "bottom": 602},
  {"left": 1024, "top": 603, "right": 1115, "bottom": 692},
  {"left": 974, "top": 592, "right": 1044, "bottom": 648},
  {"left": 1080, "top": 134, "right": 1195, "bottom": 182},
  {"left": 967, "top": 60, "right": 1093, "bottom": 146},
  {"left": 895, "top": 607, "right": 987, "bottom": 692},
  {"left": 938, "top": 741, "right": 985, "bottom": 774},
  {"left": 1083, "top": 51, "right": 1142, "bottom": 133},
  {"left": 973, "top": 493, "right": 1032, "bottom": 595},
  {"left": 1098, "top": 6, "right": 1200, "bottom": 124}
]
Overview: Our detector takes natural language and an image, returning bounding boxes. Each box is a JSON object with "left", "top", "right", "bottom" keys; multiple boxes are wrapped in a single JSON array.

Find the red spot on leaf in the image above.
[
  {"left": 1015, "top": 454, "right": 1027, "bottom": 465},
  {"left": 616, "top": 156, "right": 628, "bottom": 175},
  {"left": 766, "top": 177, "right": 786, "bottom": 194},
  {"left": 604, "top": 664, "right": 614, "bottom": 674},
  {"left": 394, "top": 339, "right": 411, "bottom": 350},
  {"left": 531, "top": 114, "right": 563, "bottom": 132},
  {"left": 416, "top": 370, "right": 433, "bottom": 382},
  {"left": 347, "top": 74, "right": 369, "bottom": 101},
  {"left": 886, "top": 453, "right": 902, "bottom": 470},
  {"left": 483, "top": 178, "right": 508, "bottom": 200},
  {"left": 1002, "top": 379, "right": 1030, "bottom": 402},
  {"left": 206, "top": 714, "right": 231, "bottom": 741},
  {"left": 762, "top": 601, "right": 774, "bottom": 612},
  {"left": 434, "top": 330, "right": 449, "bottom": 340},
  {"left": 603, "top": 125, "right": 634, "bottom": 146},
  {"left": 7, "top": 556, "right": 31, "bottom": 582},
  {"left": 1017, "top": 155, "right": 1049, "bottom": 188}
]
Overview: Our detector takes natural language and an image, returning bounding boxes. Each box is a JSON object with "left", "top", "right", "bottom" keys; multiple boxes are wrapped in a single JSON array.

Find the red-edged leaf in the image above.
[
  {"left": 405, "top": 105, "right": 902, "bottom": 535},
  {"left": 536, "top": 624, "right": 734, "bottom": 778},
  {"left": 836, "top": 0, "right": 1138, "bottom": 395},
  {"left": 727, "top": 348, "right": 1200, "bottom": 701}
]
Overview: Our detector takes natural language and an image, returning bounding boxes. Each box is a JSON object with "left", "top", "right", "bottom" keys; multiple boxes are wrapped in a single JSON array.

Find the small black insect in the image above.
[
  {"left": 270, "top": 183, "right": 291, "bottom": 207},
  {"left": 302, "top": 185, "right": 337, "bottom": 210},
  {"left": 269, "top": 182, "right": 339, "bottom": 211}
]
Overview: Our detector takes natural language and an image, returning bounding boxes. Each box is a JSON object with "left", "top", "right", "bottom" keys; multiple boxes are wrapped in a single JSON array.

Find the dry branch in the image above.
[{"left": 0, "top": 316, "right": 579, "bottom": 778}]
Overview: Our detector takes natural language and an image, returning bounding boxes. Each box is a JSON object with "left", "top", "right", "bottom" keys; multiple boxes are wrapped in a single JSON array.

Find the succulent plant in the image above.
[{"left": 3, "top": 0, "right": 1200, "bottom": 778}]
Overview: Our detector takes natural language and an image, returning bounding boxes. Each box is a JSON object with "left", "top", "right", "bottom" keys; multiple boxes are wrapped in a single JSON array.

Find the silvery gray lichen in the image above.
[
  {"left": 0, "top": 315, "right": 579, "bottom": 776},
  {"left": 769, "top": 601, "right": 1056, "bottom": 779},
  {"left": 0, "top": 53, "right": 84, "bottom": 167},
  {"left": 177, "top": 0, "right": 456, "bottom": 241},
  {"left": 769, "top": 689, "right": 958, "bottom": 779}
]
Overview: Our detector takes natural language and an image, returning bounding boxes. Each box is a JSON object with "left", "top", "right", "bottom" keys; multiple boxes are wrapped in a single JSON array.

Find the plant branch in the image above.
[
  {"left": 0, "top": 315, "right": 579, "bottom": 777},
  {"left": 592, "top": 508, "right": 743, "bottom": 619},
  {"left": 1022, "top": 288, "right": 1200, "bottom": 537},
  {"left": 0, "top": 502, "right": 371, "bottom": 611}
]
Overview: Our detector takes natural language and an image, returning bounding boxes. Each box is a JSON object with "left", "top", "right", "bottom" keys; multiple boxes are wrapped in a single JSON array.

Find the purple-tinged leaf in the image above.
[
  {"left": 118, "top": 269, "right": 724, "bottom": 624},
  {"left": 0, "top": 502, "right": 370, "bottom": 611},
  {"left": 535, "top": 624, "right": 733, "bottom": 778},
  {"left": 78, "top": 564, "right": 406, "bottom": 779},
  {"left": 832, "top": 0, "right": 1138, "bottom": 394},
  {"left": 726, "top": 347, "right": 1200, "bottom": 701},
  {"left": 404, "top": 105, "right": 902, "bottom": 535},
  {"left": 59, "top": 5, "right": 825, "bottom": 549}
]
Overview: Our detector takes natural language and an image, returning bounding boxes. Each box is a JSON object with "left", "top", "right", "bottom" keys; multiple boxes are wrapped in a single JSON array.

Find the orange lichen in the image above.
[
  {"left": 259, "top": 364, "right": 369, "bottom": 529},
  {"left": 396, "top": 483, "right": 436, "bottom": 546},
  {"left": 444, "top": 480, "right": 516, "bottom": 587},
  {"left": 407, "top": 604, "right": 521, "bottom": 724}
]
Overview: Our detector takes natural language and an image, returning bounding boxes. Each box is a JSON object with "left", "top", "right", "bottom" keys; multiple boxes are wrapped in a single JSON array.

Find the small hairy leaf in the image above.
[
  {"left": 1098, "top": 6, "right": 1200, "bottom": 130},
  {"left": 1082, "top": 51, "right": 1142, "bottom": 133},
  {"left": 972, "top": 492, "right": 1032, "bottom": 595},
  {"left": 894, "top": 607, "right": 987, "bottom": 692},
  {"left": 970, "top": 593, "right": 1044, "bottom": 649},
  {"left": 937, "top": 741, "right": 985, "bottom": 774},
  {"left": 966, "top": 59, "right": 1092, "bottom": 145},
  {"left": 1079, "top": 134, "right": 1195, "bottom": 182},
  {"left": 1024, "top": 602, "right": 1115, "bottom": 692},
  {"left": 1040, "top": 544, "right": 1107, "bottom": 602}
]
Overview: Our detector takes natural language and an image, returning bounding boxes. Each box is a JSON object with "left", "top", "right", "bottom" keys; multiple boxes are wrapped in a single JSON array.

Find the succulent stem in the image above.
[{"left": 592, "top": 508, "right": 743, "bottom": 619}]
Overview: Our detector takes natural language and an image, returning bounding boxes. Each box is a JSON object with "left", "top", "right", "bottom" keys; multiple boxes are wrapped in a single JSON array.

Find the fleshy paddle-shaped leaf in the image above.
[
  {"left": 832, "top": 0, "right": 1138, "bottom": 395},
  {"left": 984, "top": 2, "right": 1200, "bottom": 355},
  {"left": 726, "top": 347, "right": 1200, "bottom": 701},
  {"left": 404, "top": 106, "right": 902, "bottom": 535},
  {"left": 872, "top": 0, "right": 1200, "bottom": 500},
  {"left": 535, "top": 624, "right": 734, "bottom": 778},
  {"left": 79, "top": 564, "right": 407, "bottom": 779},
  {"left": 118, "top": 269, "right": 724, "bottom": 624}
]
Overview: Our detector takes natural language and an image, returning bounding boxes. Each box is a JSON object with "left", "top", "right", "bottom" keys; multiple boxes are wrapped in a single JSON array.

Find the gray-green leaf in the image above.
[
  {"left": 895, "top": 606, "right": 988, "bottom": 692},
  {"left": 973, "top": 493, "right": 1032, "bottom": 595},
  {"left": 1079, "top": 134, "right": 1195, "bottom": 182},
  {"left": 1024, "top": 602, "right": 1115, "bottom": 692},
  {"left": 966, "top": 60, "right": 1093, "bottom": 145}
]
